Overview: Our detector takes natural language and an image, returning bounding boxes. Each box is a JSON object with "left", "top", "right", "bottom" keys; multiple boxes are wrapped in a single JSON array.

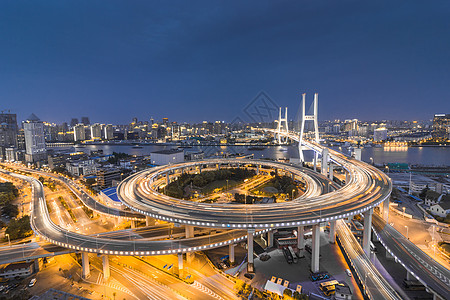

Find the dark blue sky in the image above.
[{"left": 1, "top": 1, "right": 449, "bottom": 124}]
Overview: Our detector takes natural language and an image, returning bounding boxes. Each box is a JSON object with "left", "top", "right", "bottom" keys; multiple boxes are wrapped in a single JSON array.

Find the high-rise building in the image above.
[
  {"left": 0, "top": 112, "right": 18, "bottom": 159},
  {"left": 104, "top": 124, "right": 114, "bottom": 140},
  {"left": 432, "top": 114, "right": 450, "bottom": 141},
  {"left": 70, "top": 118, "right": 79, "bottom": 128},
  {"left": 374, "top": 127, "right": 388, "bottom": 141},
  {"left": 81, "top": 117, "right": 90, "bottom": 125},
  {"left": 90, "top": 123, "right": 102, "bottom": 140},
  {"left": 73, "top": 124, "right": 86, "bottom": 141},
  {"left": 23, "top": 114, "right": 47, "bottom": 163}
]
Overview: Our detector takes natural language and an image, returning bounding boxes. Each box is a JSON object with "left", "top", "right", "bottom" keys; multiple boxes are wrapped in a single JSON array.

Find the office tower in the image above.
[
  {"left": 23, "top": 114, "right": 47, "bottom": 163},
  {"left": 81, "top": 117, "right": 90, "bottom": 125},
  {"left": 0, "top": 112, "right": 18, "bottom": 159},
  {"left": 70, "top": 118, "right": 79, "bottom": 128},
  {"left": 374, "top": 127, "right": 388, "bottom": 141},
  {"left": 73, "top": 124, "right": 86, "bottom": 141},
  {"left": 104, "top": 124, "right": 113, "bottom": 140},
  {"left": 432, "top": 114, "right": 450, "bottom": 141},
  {"left": 90, "top": 123, "right": 102, "bottom": 139}
]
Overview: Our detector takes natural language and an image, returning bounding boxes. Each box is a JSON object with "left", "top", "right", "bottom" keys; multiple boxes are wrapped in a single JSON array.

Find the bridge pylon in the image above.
[
  {"left": 275, "top": 107, "right": 289, "bottom": 144},
  {"left": 298, "top": 93, "right": 319, "bottom": 163}
]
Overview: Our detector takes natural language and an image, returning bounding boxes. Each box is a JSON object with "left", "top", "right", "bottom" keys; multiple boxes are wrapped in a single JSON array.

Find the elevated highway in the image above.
[
  {"left": 0, "top": 169, "right": 263, "bottom": 257},
  {"left": 373, "top": 213, "right": 450, "bottom": 299}
]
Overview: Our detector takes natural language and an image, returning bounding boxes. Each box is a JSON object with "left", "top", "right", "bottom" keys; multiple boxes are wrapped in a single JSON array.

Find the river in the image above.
[{"left": 72, "top": 144, "right": 450, "bottom": 166}]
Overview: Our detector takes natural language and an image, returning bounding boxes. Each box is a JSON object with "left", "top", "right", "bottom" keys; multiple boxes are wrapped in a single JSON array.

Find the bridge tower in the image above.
[
  {"left": 298, "top": 93, "right": 319, "bottom": 163},
  {"left": 275, "top": 107, "right": 289, "bottom": 144}
]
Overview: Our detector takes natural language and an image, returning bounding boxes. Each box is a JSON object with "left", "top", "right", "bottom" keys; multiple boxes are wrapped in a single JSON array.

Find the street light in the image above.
[
  {"left": 404, "top": 226, "right": 409, "bottom": 240},
  {"left": 402, "top": 206, "right": 406, "bottom": 217},
  {"left": 5, "top": 233, "right": 10, "bottom": 247},
  {"left": 291, "top": 189, "right": 295, "bottom": 200},
  {"left": 370, "top": 157, "right": 373, "bottom": 165}
]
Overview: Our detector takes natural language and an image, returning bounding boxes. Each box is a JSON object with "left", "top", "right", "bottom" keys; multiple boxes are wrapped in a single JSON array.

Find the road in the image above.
[
  {"left": 336, "top": 219, "right": 402, "bottom": 300},
  {"left": 1, "top": 168, "right": 265, "bottom": 256},
  {"left": 372, "top": 213, "right": 450, "bottom": 299},
  {"left": 118, "top": 154, "right": 391, "bottom": 228}
]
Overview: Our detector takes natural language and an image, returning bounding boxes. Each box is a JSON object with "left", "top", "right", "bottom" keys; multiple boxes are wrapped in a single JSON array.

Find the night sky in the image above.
[{"left": 1, "top": 1, "right": 449, "bottom": 124}]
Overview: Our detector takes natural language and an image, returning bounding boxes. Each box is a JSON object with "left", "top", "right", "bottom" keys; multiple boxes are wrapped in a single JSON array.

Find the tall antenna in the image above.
[{"left": 298, "top": 93, "right": 319, "bottom": 162}]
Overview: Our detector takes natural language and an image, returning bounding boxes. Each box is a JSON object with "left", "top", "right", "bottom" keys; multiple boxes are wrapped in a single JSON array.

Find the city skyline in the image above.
[
  {"left": 0, "top": 2, "right": 449, "bottom": 300},
  {"left": 1, "top": 1, "right": 450, "bottom": 124}
]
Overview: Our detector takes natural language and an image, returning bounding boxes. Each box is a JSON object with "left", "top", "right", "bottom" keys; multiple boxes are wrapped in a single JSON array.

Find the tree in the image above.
[
  {"left": 283, "top": 288, "right": 292, "bottom": 298},
  {"left": 5, "top": 215, "right": 33, "bottom": 240},
  {"left": 38, "top": 176, "right": 45, "bottom": 183},
  {"left": 2, "top": 203, "right": 19, "bottom": 218}
]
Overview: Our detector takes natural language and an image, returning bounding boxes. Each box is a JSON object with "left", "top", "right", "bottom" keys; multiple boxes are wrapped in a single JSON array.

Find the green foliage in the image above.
[
  {"left": 59, "top": 196, "right": 77, "bottom": 223},
  {"left": 419, "top": 186, "right": 429, "bottom": 199},
  {"left": 270, "top": 175, "right": 298, "bottom": 195},
  {"left": 108, "top": 152, "right": 131, "bottom": 164},
  {"left": 0, "top": 182, "right": 19, "bottom": 206},
  {"left": 283, "top": 288, "right": 292, "bottom": 297},
  {"left": 165, "top": 168, "right": 255, "bottom": 199},
  {"left": 2, "top": 203, "right": 18, "bottom": 218},
  {"left": 5, "top": 215, "right": 33, "bottom": 240}
]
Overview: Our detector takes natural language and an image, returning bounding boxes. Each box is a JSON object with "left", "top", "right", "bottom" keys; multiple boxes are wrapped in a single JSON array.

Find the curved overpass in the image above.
[
  {"left": 0, "top": 169, "right": 265, "bottom": 256},
  {"left": 117, "top": 154, "right": 391, "bottom": 229}
]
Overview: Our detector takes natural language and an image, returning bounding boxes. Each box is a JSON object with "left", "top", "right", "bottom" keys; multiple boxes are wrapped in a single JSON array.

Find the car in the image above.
[
  {"left": 244, "top": 273, "right": 254, "bottom": 280},
  {"left": 346, "top": 269, "right": 352, "bottom": 277},
  {"left": 28, "top": 278, "right": 36, "bottom": 287}
]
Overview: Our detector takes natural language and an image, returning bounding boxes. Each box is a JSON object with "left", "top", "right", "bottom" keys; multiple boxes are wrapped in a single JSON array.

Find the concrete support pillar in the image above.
[
  {"left": 329, "top": 164, "right": 334, "bottom": 181},
  {"left": 297, "top": 226, "right": 305, "bottom": 257},
  {"left": 256, "top": 165, "right": 260, "bottom": 175},
  {"left": 145, "top": 216, "right": 153, "bottom": 226},
  {"left": 406, "top": 270, "right": 413, "bottom": 281},
  {"left": 247, "top": 229, "right": 255, "bottom": 273},
  {"left": 131, "top": 220, "right": 136, "bottom": 229},
  {"left": 354, "top": 148, "right": 362, "bottom": 161},
  {"left": 178, "top": 253, "right": 184, "bottom": 277},
  {"left": 311, "top": 224, "right": 320, "bottom": 273},
  {"left": 81, "top": 252, "right": 90, "bottom": 279},
  {"left": 34, "top": 259, "right": 40, "bottom": 272},
  {"left": 382, "top": 198, "right": 389, "bottom": 222},
  {"left": 345, "top": 171, "right": 350, "bottom": 185},
  {"left": 267, "top": 230, "right": 274, "bottom": 248},
  {"left": 166, "top": 173, "right": 170, "bottom": 185},
  {"left": 329, "top": 221, "right": 336, "bottom": 243},
  {"left": 313, "top": 154, "right": 317, "bottom": 172},
  {"left": 363, "top": 208, "right": 373, "bottom": 255},
  {"left": 321, "top": 148, "right": 329, "bottom": 176},
  {"left": 102, "top": 255, "right": 110, "bottom": 280},
  {"left": 229, "top": 244, "right": 235, "bottom": 264},
  {"left": 386, "top": 249, "right": 394, "bottom": 259},
  {"left": 185, "top": 225, "right": 194, "bottom": 238},
  {"left": 185, "top": 225, "right": 194, "bottom": 263}
]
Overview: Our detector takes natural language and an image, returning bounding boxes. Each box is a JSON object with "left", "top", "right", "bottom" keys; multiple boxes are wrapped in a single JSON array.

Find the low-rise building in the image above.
[
  {"left": 97, "top": 168, "right": 122, "bottom": 189},
  {"left": 66, "top": 159, "right": 97, "bottom": 176},
  {"left": 335, "top": 284, "right": 353, "bottom": 300},
  {"left": 430, "top": 200, "right": 450, "bottom": 218},
  {"left": 150, "top": 149, "right": 184, "bottom": 165},
  {"left": 0, "top": 261, "right": 35, "bottom": 278},
  {"left": 425, "top": 190, "right": 442, "bottom": 206}
]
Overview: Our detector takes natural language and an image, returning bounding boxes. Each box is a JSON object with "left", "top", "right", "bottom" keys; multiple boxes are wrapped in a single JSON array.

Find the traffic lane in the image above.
[{"left": 373, "top": 215, "right": 450, "bottom": 298}]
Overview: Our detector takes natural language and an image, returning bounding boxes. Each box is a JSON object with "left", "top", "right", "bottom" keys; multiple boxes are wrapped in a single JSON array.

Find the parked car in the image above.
[{"left": 28, "top": 278, "right": 36, "bottom": 287}]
